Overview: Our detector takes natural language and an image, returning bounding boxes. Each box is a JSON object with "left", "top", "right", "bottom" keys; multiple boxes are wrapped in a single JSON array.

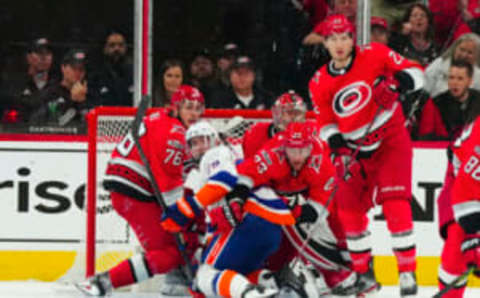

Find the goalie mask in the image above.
[
  {"left": 284, "top": 122, "right": 313, "bottom": 172},
  {"left": 272, "top": 91, "right": 306, "bottom": 131},
  {"left": 186, "top": 121, "right": 219, "bottom": 160}
]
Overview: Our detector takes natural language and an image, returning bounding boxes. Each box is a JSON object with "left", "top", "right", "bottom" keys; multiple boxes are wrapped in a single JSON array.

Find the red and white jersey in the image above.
[
  {"left": 238, "top": 138, "right": 335, "bottom": 208},
  {"left": 451, "top": 116, "right": 480, "bottom": 216},
  {"left": 309, "top": 42, "right": 423, "bottom": 151},
  {"left": 104, "top": 110, "right": 186, "bottom": 205},
  {"left": 242, "top": 122, "right": 277, "bottom": 159}
]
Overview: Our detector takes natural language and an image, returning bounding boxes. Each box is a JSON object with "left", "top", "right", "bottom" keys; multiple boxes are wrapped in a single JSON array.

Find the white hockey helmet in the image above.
[{"left": 186, "top": 121, "right": 219, "bottom": 160}]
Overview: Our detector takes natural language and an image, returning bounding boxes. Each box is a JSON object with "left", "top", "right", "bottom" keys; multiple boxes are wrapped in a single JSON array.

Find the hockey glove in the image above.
[
  {"left": 161, "top": 196, "right": 202, "bottom": 233},
  {"left": 461, "top": 234, "right": 480, "bottom": 277},
  {"left": 209, "top": 184, "right": 249, "bottom": 233},
  {"left": 373, "top": 76, "right": 399, "bottom": 109},
  {"left": 209, "top": 199, "right": 244, "bottom": 234}
]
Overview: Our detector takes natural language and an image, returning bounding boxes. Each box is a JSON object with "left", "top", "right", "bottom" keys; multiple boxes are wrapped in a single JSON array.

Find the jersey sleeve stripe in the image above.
[
  {"left": 104, "top": 175, "right": 153, "bottom": 197},
  {"left": 319, "top": 124, "right": 340, "bottom": 141},
  {"left": 109, "top": 158, "right": 150, "bottom": 179},
  {"left": 244, "top": 200, "right": 295, "bottom": 225},
  {"left": 453, "top": 200, "right": 480, "bottom": 221},
  {"left": 195, "top": 184, "right": 230, "bottom": 208},
  {"left": 237, "top": 174, "right": 254, "bottom": 188},
  {"left": 209, "top": 171, "right": 238, "bottom": 191}
]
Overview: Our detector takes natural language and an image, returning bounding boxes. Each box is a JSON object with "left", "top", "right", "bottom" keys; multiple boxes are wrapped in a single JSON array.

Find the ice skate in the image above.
[
  {"left": 159, "top": 268, "right": 189, "bottom": 296},
  {"left": 399, "top": 271, "right": 417, "bottom": 297},
  {"left": 75, "top": 272, "right": 112, "bottom": 296}
]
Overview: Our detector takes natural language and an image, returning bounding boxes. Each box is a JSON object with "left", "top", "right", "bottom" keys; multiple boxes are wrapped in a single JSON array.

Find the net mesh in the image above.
[{"left": 85, "top": 108, "right": 269, "bottom": 278}]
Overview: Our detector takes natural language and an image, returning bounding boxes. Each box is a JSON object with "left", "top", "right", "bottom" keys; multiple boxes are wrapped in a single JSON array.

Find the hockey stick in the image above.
[
  {"left": 432, "top": 266, "right": 475, "bottom": 298},
  {"left": 131, "top": 95, "right": 194, "bottom": 282}
]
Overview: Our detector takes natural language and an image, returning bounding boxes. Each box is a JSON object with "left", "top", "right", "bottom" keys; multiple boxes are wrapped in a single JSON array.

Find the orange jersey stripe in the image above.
[
  {"left": 244, "top": 201, "right": 295, "bottom": 225},
  {"left": 217, "top": 270, "right": 237, "bottom": 297},
  {"left": 195, "top": 184, "right": 229, "bottom": 208},
  {"left": 206, "top": 231, "right": 232, "bottom": 265}
]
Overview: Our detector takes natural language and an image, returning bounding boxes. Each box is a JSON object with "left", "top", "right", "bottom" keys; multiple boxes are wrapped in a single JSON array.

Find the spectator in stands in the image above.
[
  {"left": 389, "top": 3, "right": 439, "bottom": 66},
  {"left": 371, "top": 16, "right": 389, "bottom": 45},
  {"left": 332, "top": 0, "right": 357, "bottom": 23},
  {"left": 90, "top": 30, "right": 133, "bottom": 107},
  {"left": 428, "top": 0, "right": 462, "bottom": 48},
  {"left": 30, "top": 49, "right": 99, "bottom": 126},
  {"left": 372, "top": 0, "right": 416, "bottom": 27},
  {"left": 215, "top": 43, "right": 239, "bottom": 89},
  {"left": 302, "top": 0, "right": 329, "bottom": 27},
  {"left": 302, "top": 0, "right": 357, "bottom": 46},
  {"left": 209, "top": 56, "right": 273, "bottom": 109},
  {"left": 1, "top": 37, "right": 57, "bottom": 123},
  {"left": 418, "top": 59, "right": 480, "bottom": 140},
  {"left": 153, "top": 59, "right": 184, "bottom": 107},
  {"left": 452, "top": 0, "right": 480, "bottom": 41},
  {"left": 425, "top": 33, "right": 480, "bottom": 98},
  {"left": 188, "top": 48, "right": 216, "bottom": 102}
]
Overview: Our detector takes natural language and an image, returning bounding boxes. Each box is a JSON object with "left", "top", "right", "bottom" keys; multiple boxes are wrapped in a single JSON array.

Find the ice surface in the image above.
[{"left": 0, "top": 282, "right": 479, "bottom": 298}]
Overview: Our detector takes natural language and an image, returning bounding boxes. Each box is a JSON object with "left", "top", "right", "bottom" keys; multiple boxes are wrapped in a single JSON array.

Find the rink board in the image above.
[{"left": 0, "top": 137, "right": 478, "bottom": 286}]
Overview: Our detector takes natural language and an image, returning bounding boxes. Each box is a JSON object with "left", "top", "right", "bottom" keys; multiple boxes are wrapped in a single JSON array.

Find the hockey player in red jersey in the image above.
[
  {"left": 309, "top": 14, "right": 425, "bottom": 297},
  {"left": 437, "top": 111, "right": 480, "bottom": 297},
  {"left": 242, "top": 90, "right": 307, "bottom": 158},
  {"left": 235, "top": 122, "right": 367, "bottom": 296},
  {"left": 76, "top": 85, "right": 204, "bottom": 296}
]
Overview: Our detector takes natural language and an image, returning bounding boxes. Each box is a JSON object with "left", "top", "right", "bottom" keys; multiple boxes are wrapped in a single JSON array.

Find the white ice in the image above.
[{"left": 0, "top": 282, "right": 480, "bottom": 298}]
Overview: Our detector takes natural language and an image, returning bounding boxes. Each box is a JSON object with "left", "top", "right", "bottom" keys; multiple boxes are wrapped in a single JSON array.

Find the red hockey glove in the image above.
[
  {"left": 461, "top": 234, "right": 480, "bottom": 277},
  {"left": 209, "top": 199, "right": 244, "bottom": 234},
  {"left": 373, "top": 76, "right": 399, "bottom": 109},
  {"left": 161, "top": 196, "right": 202, "bottom": 233}
]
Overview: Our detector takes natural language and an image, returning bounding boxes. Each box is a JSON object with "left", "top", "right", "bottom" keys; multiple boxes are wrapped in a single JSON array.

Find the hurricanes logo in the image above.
[{"left": 332, "top": 81, "right": 371, "bottom": 117}]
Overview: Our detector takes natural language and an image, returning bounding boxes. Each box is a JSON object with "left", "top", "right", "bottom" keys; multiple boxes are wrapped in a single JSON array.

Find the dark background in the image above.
[{"left": 0, "top": 0, "right": 310, "bottom": 93}]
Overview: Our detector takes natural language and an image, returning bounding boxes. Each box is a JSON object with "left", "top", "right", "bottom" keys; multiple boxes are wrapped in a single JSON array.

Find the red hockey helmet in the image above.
[
  {"left": 284, "top": 122, "right": 313, "bottom": 148},
  {"left": 272, "top": 90, "right": 307, "bottom": 131},
  {"left": 320, "top": 14, "right": 354, "bottom": 37},
  {"left": 170, "top": 85, "right": 205, "bottom": 107}
]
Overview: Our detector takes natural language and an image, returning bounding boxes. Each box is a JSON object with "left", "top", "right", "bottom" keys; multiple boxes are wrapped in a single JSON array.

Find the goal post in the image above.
[{"left": 84, "top": 107, "right": 286, "bottom": 278}]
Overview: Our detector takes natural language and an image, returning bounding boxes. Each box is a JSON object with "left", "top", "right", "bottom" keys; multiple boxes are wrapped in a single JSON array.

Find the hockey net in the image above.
[{"left": 82, "top": 107, "right": 274, "bottom": 279}]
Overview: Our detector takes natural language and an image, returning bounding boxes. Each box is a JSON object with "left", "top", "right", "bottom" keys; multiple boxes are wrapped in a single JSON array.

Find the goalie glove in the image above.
[{"left": 373, "top": 76, "right": 399, "bottom": 109}]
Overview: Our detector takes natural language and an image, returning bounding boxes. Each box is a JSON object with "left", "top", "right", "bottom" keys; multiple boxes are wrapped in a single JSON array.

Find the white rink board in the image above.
[{"left": 0, "top": 140, "right": 447, "bottom": 257}]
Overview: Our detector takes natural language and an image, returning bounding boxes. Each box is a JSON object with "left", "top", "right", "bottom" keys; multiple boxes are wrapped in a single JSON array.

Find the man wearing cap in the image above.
[
  {"left": 90, "top": 30, "right": 133, "bottom": 107},
  {"left": 30, "top": 48, "right": 99, "bottom": 127},
  {"left": 371, "top": 16, "right": 389, "bottom": 45},
  {"left": 215, "top": 43, "right": 239, "bottom": 89},
  {"left": 1, "top": 37, "right": 58, "bottom": 123},
  {"left": 210, "top": 56, "right": 273, "bottom": 110},
  {"left": 188, "top": 48, "right": 216, "bottom": 102}
]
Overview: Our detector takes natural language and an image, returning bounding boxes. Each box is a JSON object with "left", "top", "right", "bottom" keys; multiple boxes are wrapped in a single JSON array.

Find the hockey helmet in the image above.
[
  {"left": 272, "top": 90, "right": 307, "bottom": 131},
  {"left": 170, "top": 85, "right": 205, "bottom": 107},
  {"left": 186, "top": 121, "right": 219, "bottom": 160},
  {"left": 320, "top": 14, "right": 354, "bottom": 37}
]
